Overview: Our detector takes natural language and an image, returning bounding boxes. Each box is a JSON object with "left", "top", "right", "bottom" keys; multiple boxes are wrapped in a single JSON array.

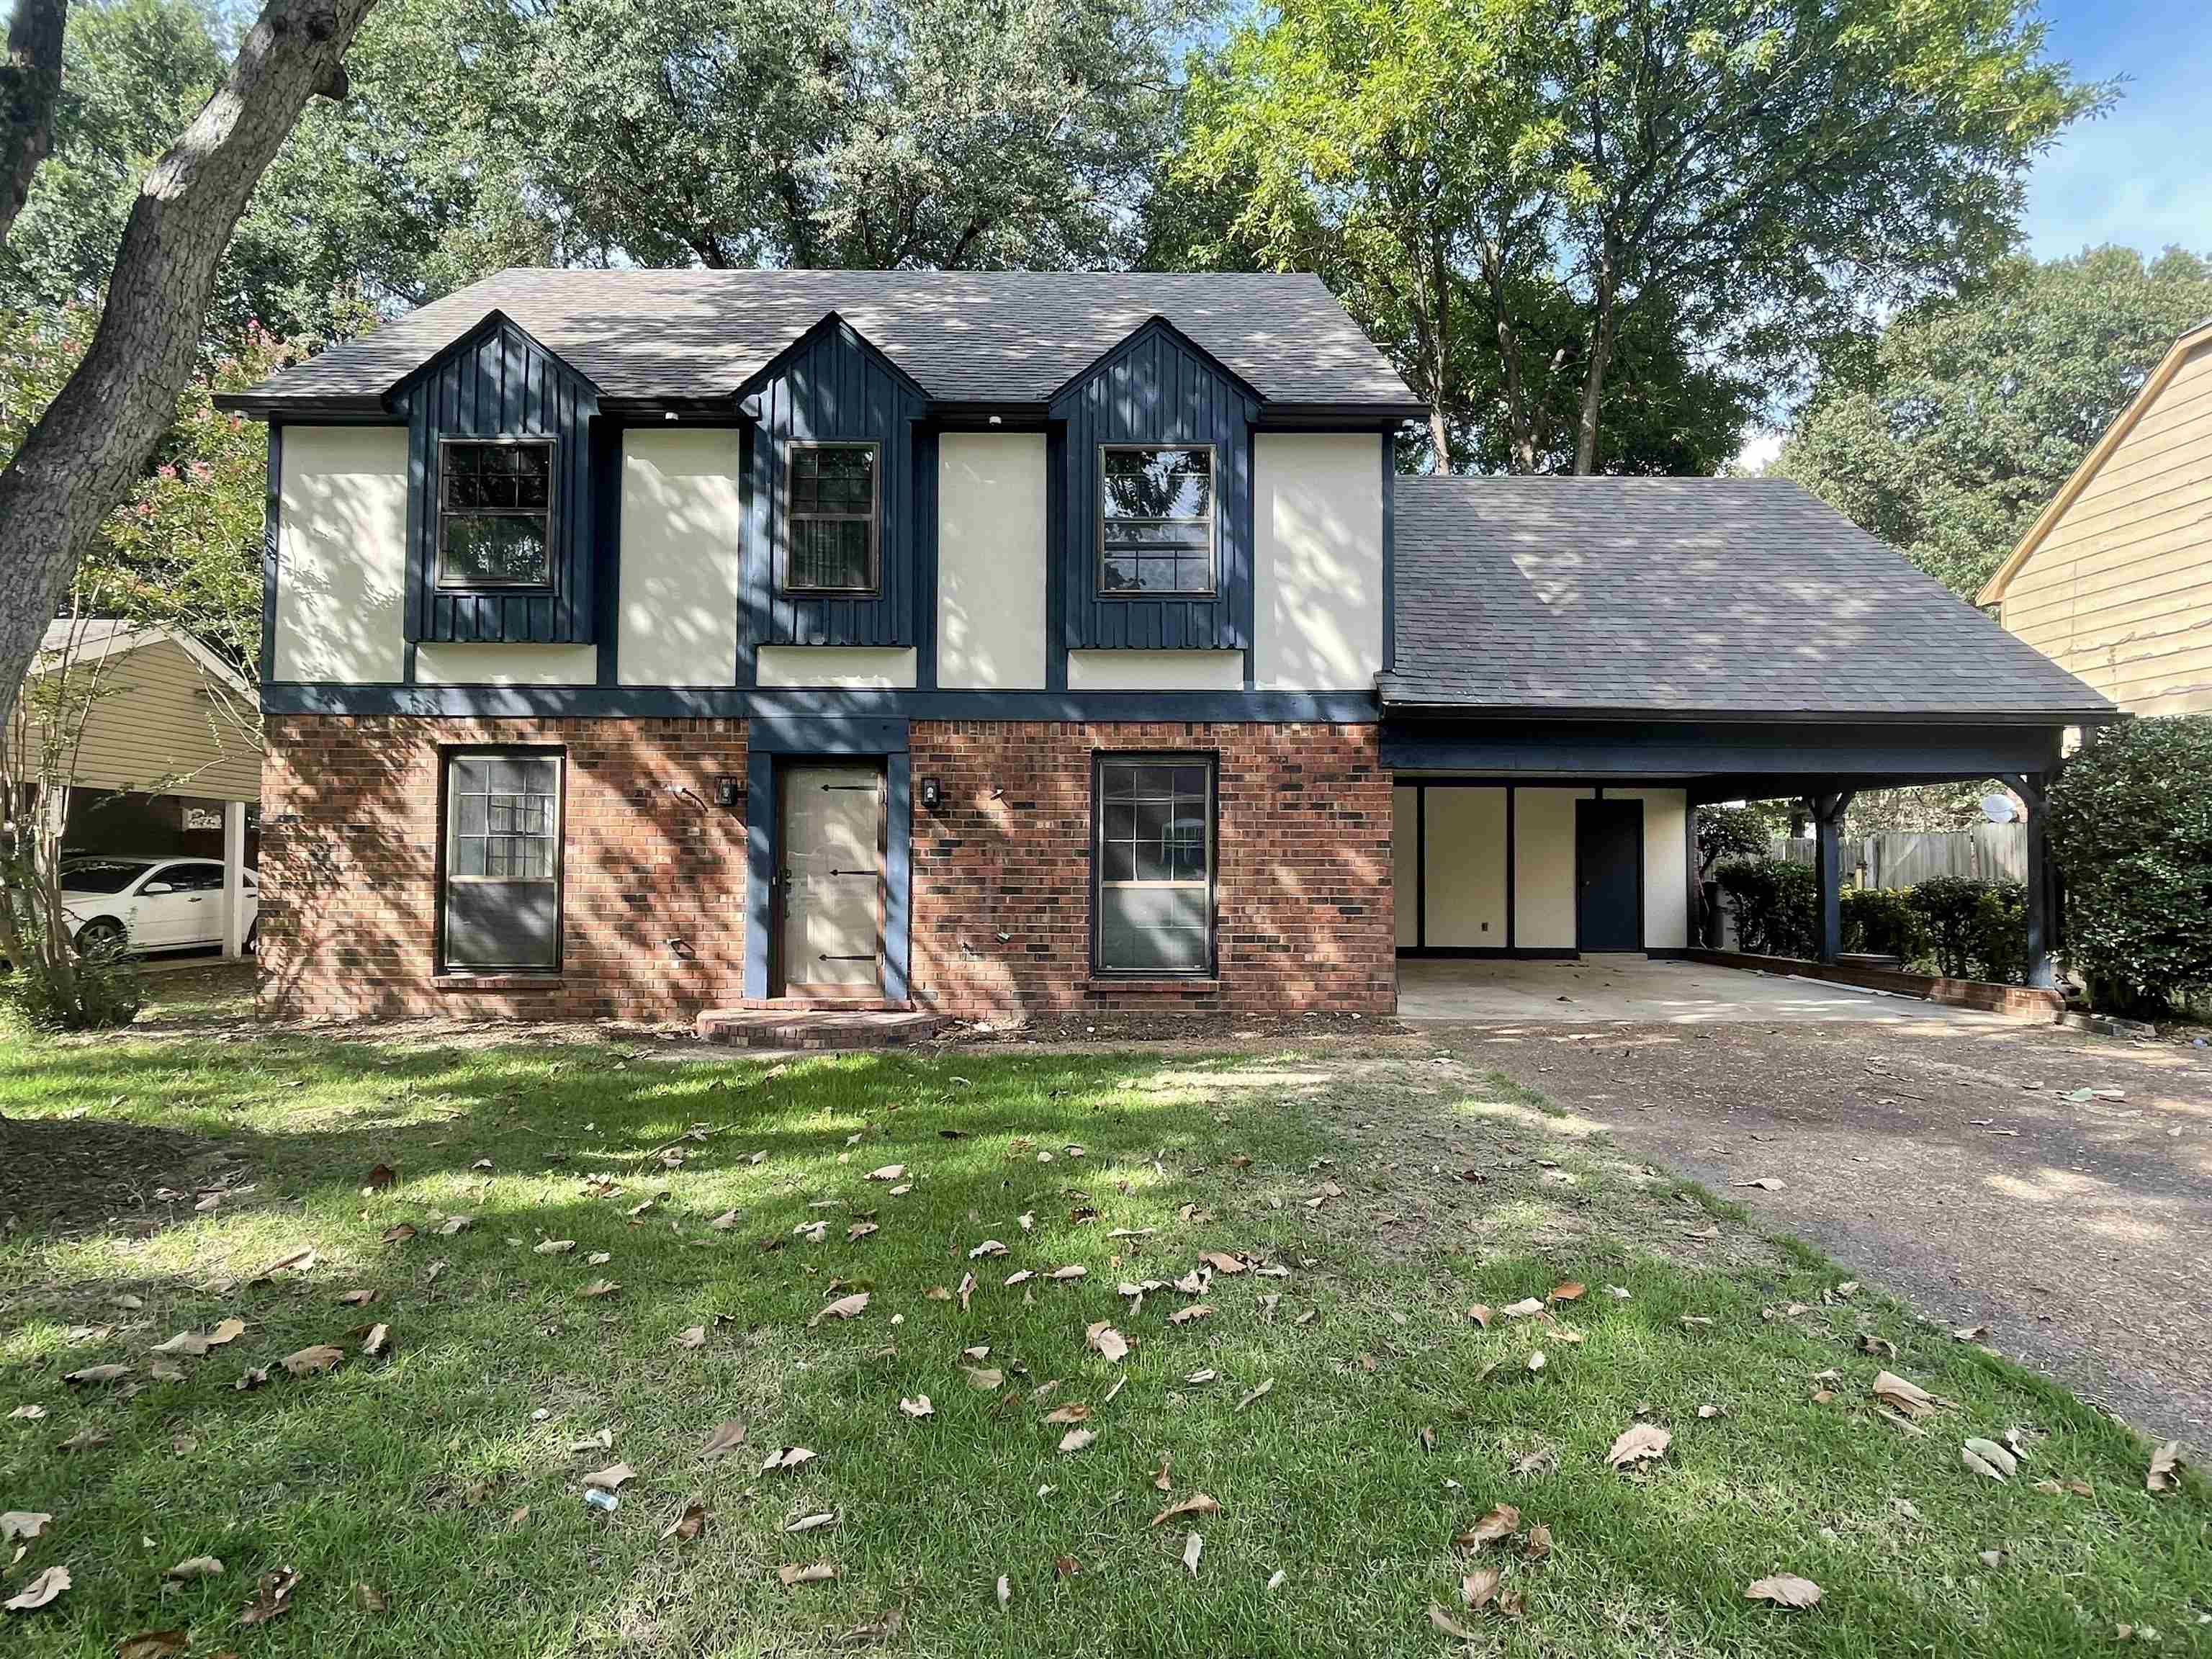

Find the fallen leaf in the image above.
[
  {"left": 1057, "top": 1427, "right": 1096, "bottom": 1454},
  {"left": 675, "top": 1326, "right": 707, "bottom": 1349},
  {"left": 1182, "top": 1532, "right": 1203, "bottom": 1575},
  {"left": 584, "top": 1463, "right": 635, "bottom": 1493},
  {"left": 579, "top": 1279, "right": 621, "bottom": 1299},
  {"left": 1427, "top": 1603, "right": 1474, "bottom": 1639},
  {"left": 847, "top": 1222, "right": 878, "bottom": 1242},
  {"left": 1152, "top": 1452, "right": 1174, "bottom": 1491},
  {"left": 358, "top": 1323, "right": 391, "bottom": 1357},
  {"left": 1235, "top": 1377, "right": 1274, "bottom": 1412},
  {"left": 708, "top": 1210, "right": 742, "bottom": 1231},
  {"left": 1745, "top": 1573, "right": 1822, "bottom": 1609},
  {"left": 355, "top": 1582, "right": 387, "bottom": 1613},
  {"left": 165, "top": 1556, "right": 223, "bottom": 1580},
  {"left": 786, "top": 1511, "right": 836, "bottom": 1534},
  {"left": 1736, "top": 1177, "right": 1785, "bottom": 1191},
  {"left": 1466, "top": 1305, "right": 1493, "bottom": 1328},
  {"left": 2146, "top": 1440, "right": 2183, "bottom": 1493},
  {"left": 968, "top": 1239, "right": 1007, "bottom": 1259},
  {"left": 899, "top": 1396, "right": 933, "bottom": 1419},
  {"left": 1087, "top": 1322, "right": 1129, "bottom": 1363},
  {"left": 280, "top": 1346, "right": 343, "bottom": 1378},
  {"left": 116, "top": 1630, "right": 185, "bottom": 1658},
  {"left": 777, "top": 1562, "right": 836, "bottom": 1587},
  {"left": 534, "top": 1239, "right": 576, "bottom": 1256},
  {"left": 1, "top": 1512, "right": 53, "bottom": 1543},
  {"left": 867, "top": 1165, "right": 906, "bottom": 1182},
  {"left": 662, "top": 1502, "right": 710, "bottom": 1541},
  {"left": 962, "top": 1366, "right": 1003, "bottom": 1390},
  {"left": 337, "top": 1289, "right": 379, "bottom": 1308},
  {"left": 1461, "top": 1566, "right": 1501, "bottom": 1609},
  {"left": 6, "top": 1405, "right": 45, "bottom": 1420},
  {"left": 1962, "top": 1438, "right": 2017, "bottom": 1482},
  {"left": 1501, "top": 1298, "right": 1545, "bottom": 1318},
  {"left": 1606, "top": 1424, "right": 1671, "bottom": 1470},
  {"left": 4, "top": 1565, "right": 69, "bottom": 1611},
  {"left": 809, "top": 1292, "right": 869, "bottom": 1326},
  {"left": 760, "top": 1447, "right": 815, "bottom": 1473},
  {"left": 1168, "top": 1305, "right": 1210, "bottom": 1326},
  {"left": 63, "top": 1364, "right": 132, "bottom": 1385},
  {"left": 1150, "top": 1493, "right": 1220, "bottom": 1527},
  {"left": 1198, "top": 1251, "right": 1248, "bottom": 1275},
  {"left": 1524, "top": 1523, "right": 1552, "bottom": 1559},
  {"left": 1548, "top": 1282, "right": 1585, "bottom": 1303},
  {"left": 380, "top": 1224, "right": 416, "bottom": 1245},
  {"left": 1455, "top": 1503, "right": 1520, "bottom": 1550},
  {"left": 1044, "top": 1403, "right": 1090, "bottom": 1425},
  {"left": 701, "top": 1421, "right": 748, "bottom": 1458},
  {"left": 153, "top": 1330, "right": 212, "bottom": 1357},
  {"left": 1048, "top": 1265, "right": 1086, "bottom": 1282},
  {"left": 1871, "top": 1370, "right": 1937, "bottom": 1420},
  {"left": 231, "top": 1369, "right": 267, "bottom": 1393},
  {"left": 366, "top": 1163, "right": 396, "bottom": 1190},
  {"left": 238, "top": 1566, "right": 301, "bottom": 1626},
  {"left": 207, "top": 1318, "right": 246, "bottom": 1346}
]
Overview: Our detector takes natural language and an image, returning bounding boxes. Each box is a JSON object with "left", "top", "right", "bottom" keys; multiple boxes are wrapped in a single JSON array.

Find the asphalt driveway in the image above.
[{"left": 1435, "top": 1012, "right": 2212, "bottom": 1447}]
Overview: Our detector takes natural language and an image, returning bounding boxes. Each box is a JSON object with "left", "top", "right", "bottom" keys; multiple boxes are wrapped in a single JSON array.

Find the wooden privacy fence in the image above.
[{"left": 1769, "top": 824, "right": 2028, "bottom": 889}]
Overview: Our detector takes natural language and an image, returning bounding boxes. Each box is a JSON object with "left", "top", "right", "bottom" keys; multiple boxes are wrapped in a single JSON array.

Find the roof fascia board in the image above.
[
  {"left": 1977, "top": 318, "right": 2212, "bottom": 606},
  {"left": 1375, "top": 697, "right": 2119, "bottom": 726}
]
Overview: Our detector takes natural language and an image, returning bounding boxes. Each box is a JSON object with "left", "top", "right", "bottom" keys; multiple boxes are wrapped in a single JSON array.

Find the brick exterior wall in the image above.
[{"left": 259, "top": 716, "right": 1394, "bottom": 1023}]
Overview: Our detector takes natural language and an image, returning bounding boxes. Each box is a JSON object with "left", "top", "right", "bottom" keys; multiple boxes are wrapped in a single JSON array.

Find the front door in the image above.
[
  {"left": 777, "top": 763, "right": 885, "bottom": 997},
  {"left": 1575, "top": 799, "right": 1643, "bottom": 952}
]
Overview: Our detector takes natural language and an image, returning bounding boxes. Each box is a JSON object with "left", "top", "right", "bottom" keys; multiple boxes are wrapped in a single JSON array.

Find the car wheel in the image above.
[{"left": 74, "top": 917, "right": 127, "bottom": 960}]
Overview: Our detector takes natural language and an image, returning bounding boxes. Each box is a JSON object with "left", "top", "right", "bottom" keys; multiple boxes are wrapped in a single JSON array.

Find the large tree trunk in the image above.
[
  {"left": 0, "top": 0, "right": 374, "bottom": 723},
  {"left": 1572, "top": 266, "right": 1617, "bottom": 475},
  {"left": 1, "top": 0, "right": 68, "bottom": 246}
]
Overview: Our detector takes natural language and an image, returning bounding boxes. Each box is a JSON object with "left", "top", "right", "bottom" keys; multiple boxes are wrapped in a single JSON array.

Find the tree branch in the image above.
[{"left": 0, "top": 0, "right": 68, "bottom": 246}]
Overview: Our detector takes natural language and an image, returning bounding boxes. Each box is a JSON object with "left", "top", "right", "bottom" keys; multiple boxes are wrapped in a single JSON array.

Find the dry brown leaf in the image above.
[
  {"left": 708, "top": 1209, "right": 742, "bottom": 1231},
  {"left": 1057, "top": 1427, "right": 1097, "bottom": 1454},
  {"left": 866, "top": 1165, "right": 906, "bottom": 1182},
  {"left": 164, "top": 1556, "right": 222, "bottom": 1580},
  {"left": 662, "top": 1502, "right": 709, "bottom": 1541},
  {"left": 2146, "top": 1440, "right": 2183, "bottom": 1493},
  {"left": 1548, "top": 1282, "right": 1585, "bottom": 1303},
  {"left": 1501, "top": 1298, "right": 1545, "bottom": 1318},
  {"left": 1168, "top": 1305, "right": 1210, "bottom": 1326},
  {"left": 1, "top": 1513, "right": 53, "bottom": 1542},
  {"left": 786, "top": 1511, "right": 837, "bottom": 1534},
  {"left": 778, "top": 1562, "right": 837, "bottom": 1587},
  {"left": 899, "top": 1395, "right": 933, "bottom": 1419},
  {"left": 1043, "top": 1403, "right": 1090, "bottom": 1425},
  {"left": 238, "top": 1566, "right": 301, "bottom": 1626},
  {"left": 1524, "top": 1522, "right": 1552, "bottom": 1559},
  {"left": 116, "top": 1630, "right": 185, "bottom": 1658},
  {"left": 846, "top": 1222, "right": 878, "bottom": 1242},
  {"left": 358, "top": 1323, "right": 391, "bottom": 1357},
  {"left": 761, "top": 1447, "right": 816, "bottom": 1473},
  {"left": 1198, "top": 1251, "right": 1248, "bottom": 1275},
  {"left": 63, "top": 1363, "right": 132, "bottom": 1385},
  {"left": 152, "top": 1330, "right": 212, "bottom": 1357},
  {"left": 280, "top": 1346, "right": 344, "bottom": 1378},
  {"left": 1087, "top": 1322, "right": 1129, "bottom": 1362},
  {"left": 366, "top": 1163, "right": 397, "bottom": 1190},
  {"left": 968, "top": 1239, "right": 1007, "bottom": 1259},
  {"left": 1745, "top": 1573, "right": 1822, "bottom": 1609},
  {"left": 1151, "top": 1451, "right": 1173, "bottom": 1491},
  {"left": 809, "top": 1292, "right": 869, "bottom": 1326},
  {"left": 534, "top": 1239, "right": 575, "bottom": 1256},
  {"left": 1181, "top": 1532, "right": 1203, "bottom": 1575},
  {"left": 579, "top": 1279, "right": 621, "bottom": 1299},
  {"left": 355, "top": 1583, "right": 387, "bottom": 1614},
  {"left": 583, "top": 1462, "right": 636, "bottom": 1493},
  {"left": 1455, "top": 1503, "right": 1520, "bottom": 1550},
  {"left": 380, "top": 1223, "right": 416, "bottom": 1245},
  {"left": 208, "top": 1318, "right": 245, "bottom": 1346},
  {"left": 1466, "top": 1304, "right": 1493, "bottom": 1328},
  {"left": 4, "top": 1565, "right": 69, "bottom": 1611},
  {"left": 1048, "top": 1264, "right": 1086, "bottom": 1282},
  {"left": 1235, "top": 1377, "right": 1274, "bottom": 1411},
  {"left": 1871, "top": 1370, "right": 1937, "bottom": 1419},
  {"left": 675, "top": 1326, "right": 707, "bottom": 1349},
  {"left": 1962, "top": 1438, "right": 2016, "bottom": 1482},
  {"left": 962, "top": 1366, "right": 1003, "bottom": 1390},
  {"left": 1606, "top": 1424, "right": 1671, "bottom": 1470},
  {"left": 337, "top": 1288, "right": 379, "bottom": 1308},
  {"left": 1150, "top": 1493, "right": 1219, "bottom": 1527},
  {"left": 1461, "top": 1566, "right": 1501, "bottom": 1609},
  {"left": 1426, "top": 1603, "right": 1474, "bottom": 1639}
]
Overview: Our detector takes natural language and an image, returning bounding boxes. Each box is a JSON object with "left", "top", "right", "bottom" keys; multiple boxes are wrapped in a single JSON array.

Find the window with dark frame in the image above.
[
  {"left": 1094, "top": 755, "right": 1215, "bottom": 976},
  {"left": 441, "top": 751, "right": 562, "bottom": 972},
  {"left": 438, "top": 439, "right": 555, "bottom": 588},
  {"left": 785, "top": 443, "right": 880, "bottom": 593},
  {"left": 1100, "top": 446, "right": 1215, "bottom": 595}
]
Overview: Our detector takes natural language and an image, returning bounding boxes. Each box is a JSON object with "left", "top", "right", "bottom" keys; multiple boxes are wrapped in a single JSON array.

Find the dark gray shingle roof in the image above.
[
  {"left": 229, "top": 269, "right": 1421, "bottom": 410},
  {"left": 1385, "top": 476, "right": 2113, "bottom": 719}
]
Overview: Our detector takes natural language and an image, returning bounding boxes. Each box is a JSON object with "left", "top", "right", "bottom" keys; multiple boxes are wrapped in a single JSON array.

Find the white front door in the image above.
[{"left": 778, "top": 763, "right": 884, "bottom": 996}]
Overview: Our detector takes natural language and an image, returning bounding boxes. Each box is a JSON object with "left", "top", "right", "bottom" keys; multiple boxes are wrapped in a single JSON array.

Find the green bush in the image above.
[
  {"left": 1966, "top": 882, "right": 2028, "bottom": 985},
  {"left": 2046, "top": 716, "right": 2212, "bottom": 1014},
  {"left": 1842, "top": 886, "right": 1926, "bottom": 961},
  {"left": 0, "top": 938, "right": 143, "bottom": 1033},
  {"left": 1717, "top": 857, "right": 1817, "bottom": 957},
  {"left": 1907, "top": 874, "right": 1993, "bottom": 979}
]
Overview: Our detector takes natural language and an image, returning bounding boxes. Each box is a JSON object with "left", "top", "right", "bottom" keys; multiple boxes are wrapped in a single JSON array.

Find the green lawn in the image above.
[{"left": 0, "top": 1029, "right": 2203, "bottom": 1657}]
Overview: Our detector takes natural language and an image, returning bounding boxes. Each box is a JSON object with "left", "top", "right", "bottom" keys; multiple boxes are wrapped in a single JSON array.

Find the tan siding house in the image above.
[{"left": 1979, "top": 319, "right": 2212, "bottom": 714}]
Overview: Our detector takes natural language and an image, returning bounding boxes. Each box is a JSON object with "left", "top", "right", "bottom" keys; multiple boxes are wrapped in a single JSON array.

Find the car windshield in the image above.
[{"left": 59, "top": 859, "right": 153, "bottom": 894}]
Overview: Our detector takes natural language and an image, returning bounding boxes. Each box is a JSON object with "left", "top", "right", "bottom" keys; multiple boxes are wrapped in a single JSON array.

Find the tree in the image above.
[
  {"left": 1167, "top": 0, "right": 2103, "bottom": 475},
  {"left": 0, "top": 0, "right": 65, "bottom": 246},
  {"left": 0, "top": 0, "right": 374, "bottom": 727},
  {"left": 1776, "top": 246, "right": 2212, "bottom": 596}
]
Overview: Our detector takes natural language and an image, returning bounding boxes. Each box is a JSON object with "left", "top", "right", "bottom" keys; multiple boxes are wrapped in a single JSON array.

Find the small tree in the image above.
[{"left": 2046, "top": 717, "right": 2212, "bottom": 1015}]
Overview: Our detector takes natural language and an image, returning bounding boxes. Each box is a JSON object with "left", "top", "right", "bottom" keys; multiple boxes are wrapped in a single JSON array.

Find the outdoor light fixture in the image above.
[
  {"left": 920, "top": 775, "right": 943, "bottom": 811},
  {"left": 715, "top": 775, "right": 745, "bottom": 809}
]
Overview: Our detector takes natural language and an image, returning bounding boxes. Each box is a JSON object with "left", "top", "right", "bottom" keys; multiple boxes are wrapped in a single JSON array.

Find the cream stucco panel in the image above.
[
  {"left": 619, "top": 428, "right": 743, "bottom": 687},
  {"left": 414, "top": 643, "right": 600, "bottom": 685},
  {"left": 938, "top": 433, "right": 1048, "bottom": 689},
  {"left": 755, "top": 647, "right": 919, "bottom": 688},
  {"left": 1254, "top": 432, "right": 1384, "bottom": 691},
  {"left": 1424, "top": 786, "right": 1508, "bottom": 947},
  {"left": 1066, "top": 649, "right": 1244, "bottom": 692},
  {"left": 1512, "top": 788, "right": 1591, "bottom": 949},
  {"left": 274, "top": 425, "right": 408, "bottom": 683}
]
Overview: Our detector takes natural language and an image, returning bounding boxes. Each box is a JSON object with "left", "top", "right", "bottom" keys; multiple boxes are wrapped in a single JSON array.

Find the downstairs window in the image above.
[
  {"left": 441, "top": 750, "right": 562, "bottom": 971},
  {"left": 1093, "top": 755, "right": 1215, "bottom": 975}
]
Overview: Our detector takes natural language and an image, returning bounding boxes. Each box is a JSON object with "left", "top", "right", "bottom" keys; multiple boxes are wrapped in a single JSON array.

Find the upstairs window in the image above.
[
  {"left": 1100, "top": 445, "right": 1215, "bottom": 596},
  {"left": 785, "top": 442, "right": 880, "bottom": 593},
  {"left": 439, "top": 439, "right": 555, "bottom": 588}
]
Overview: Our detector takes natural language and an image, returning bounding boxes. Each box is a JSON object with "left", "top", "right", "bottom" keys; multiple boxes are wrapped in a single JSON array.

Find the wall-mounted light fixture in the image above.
[
  {"left": 920, "top": 775, "right": 943, "bottom": 811},
  {"left": 715, "top": 774, "right": 745, "bottom": 809}
]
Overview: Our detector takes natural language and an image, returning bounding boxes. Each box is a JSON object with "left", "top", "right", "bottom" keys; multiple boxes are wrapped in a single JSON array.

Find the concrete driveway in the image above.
[
  {"left": 1397, "top": 956, "right": 2016, "bottom": 1027},
  {"left": 1431, "top": 1012, "right": 2212, "bottom": 1447}
]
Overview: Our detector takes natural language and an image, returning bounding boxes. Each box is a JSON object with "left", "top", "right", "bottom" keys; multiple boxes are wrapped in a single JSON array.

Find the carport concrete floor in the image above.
[
  {"left": 1396, "top": 954, "right": 2016, "bottom": 1027},
  {"left": 1419, "top": 990, "right": 2212, "bottom": 1449}
]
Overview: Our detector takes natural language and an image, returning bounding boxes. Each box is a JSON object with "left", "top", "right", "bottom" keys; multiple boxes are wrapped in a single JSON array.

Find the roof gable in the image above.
[
  {"left": 387, "top": 307, "right": 602, "bottom": 414},
  {"left": 735, "top": 312, "right": 934, "bottom": 408},
  {"left": 1046, "top": 314, "right": 1264, "bottom": 413},
  {"left": 1978, "top": 318, "right": 2212, "bottom": 606}
]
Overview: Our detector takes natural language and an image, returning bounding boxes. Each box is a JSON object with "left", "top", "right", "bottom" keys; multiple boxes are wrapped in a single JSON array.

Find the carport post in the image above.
[
  {"left": 1812, "top": 791, "right": 1854, "bottom": 964},
  {"left": 2004, "top": 773, "right": 2058, "bottom": 991},
  {"left": 220, "top": 800, "right": 248, "bottom": 960}
]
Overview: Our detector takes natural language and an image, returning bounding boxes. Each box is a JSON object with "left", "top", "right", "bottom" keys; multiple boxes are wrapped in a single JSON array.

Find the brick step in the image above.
[{"left": 695, "top": 1005, "right": 949, "bottom": 1050}]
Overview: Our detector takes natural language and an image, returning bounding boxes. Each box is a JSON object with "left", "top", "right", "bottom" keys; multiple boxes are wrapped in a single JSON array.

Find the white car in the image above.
[{"left": 57, "top": 856, "right": 258, "bottom": 958}]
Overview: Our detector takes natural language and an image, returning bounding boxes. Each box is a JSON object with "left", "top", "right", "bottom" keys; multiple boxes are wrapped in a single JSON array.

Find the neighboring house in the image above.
[
  {"left": 217, "top": 270, "right": 2111, "bottom": 1022},
  {"left": 9, "top": 620, "right": 261, "bottom": 958},
  {"left": 1979, "top": 318, "right": 2212, "bottom": 714}
]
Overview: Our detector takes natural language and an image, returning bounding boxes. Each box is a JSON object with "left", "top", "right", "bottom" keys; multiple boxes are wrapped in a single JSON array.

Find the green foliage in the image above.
[
  {"left": 1716, "top": 857, "right": 1817, "bottom": 958},
  {"left": 0, "top": 932, "right": 144, "bottom": 1033},
  {"left": 2046, "top": 717, "right": 2212, "bottom": 1014},
  {"left": 1164, "top": 0, "right": 2103, "bottom": 475},
  {"left": 1898, "top": 875, "right": 2026, "bottom": 982},
  {"left": 1906, "top": 874, "right": 1995, "bottom": 979},
  {"left": 1841, "top": 886, "right": 1926, "bottom": 962},
  {"left": 1776, "top": 246, "right": 2212, "bottom": 596},
  {"left": 1696, "top": 805, "right": 1770, "bottom": 876},
  {"left": 0, "top": 822, "right": 143, "bottom": 1034}
]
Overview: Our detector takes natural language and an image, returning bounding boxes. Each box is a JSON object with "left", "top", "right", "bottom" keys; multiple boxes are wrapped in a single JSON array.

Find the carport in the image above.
[{"left": 1383, "top": 477, "right": 2119, "bottom": 991}]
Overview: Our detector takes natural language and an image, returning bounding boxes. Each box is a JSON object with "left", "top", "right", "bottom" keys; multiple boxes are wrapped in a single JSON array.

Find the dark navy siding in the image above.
[
  {"left": 1048, "top": 320, "right": 1257, "bottom": 655},
  {"left": 396, "top": 313, "right": 599, "bottom": 646},
  {"left": 745, "top": 321, "right": 928, "bottom": 657}
]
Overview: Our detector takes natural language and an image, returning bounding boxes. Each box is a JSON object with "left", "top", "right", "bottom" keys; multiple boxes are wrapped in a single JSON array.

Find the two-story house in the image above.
[{"left": 221, "top": 270, "right": 2111, "bottom": 1025}]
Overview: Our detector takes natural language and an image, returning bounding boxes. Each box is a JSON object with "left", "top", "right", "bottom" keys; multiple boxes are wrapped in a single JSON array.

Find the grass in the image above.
[{"left": 0, "top": 1028, "right": 2205, "bottom": 1657}]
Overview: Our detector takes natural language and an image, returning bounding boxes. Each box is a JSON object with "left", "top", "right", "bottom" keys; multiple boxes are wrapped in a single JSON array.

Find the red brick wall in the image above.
[
  {"left": 261, "top": 715, "right": 748, "bottom": 1021},
  {"left": 259, "top": 716, "right": 1394, "bottom": 1024},
  {"left": 907, "top": 720, "right": 1395, "bottom": 1021}
]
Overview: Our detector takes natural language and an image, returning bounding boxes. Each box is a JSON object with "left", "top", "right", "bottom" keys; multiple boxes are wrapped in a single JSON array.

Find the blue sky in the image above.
[{"left": 2022, "top": 0, "right": 2211, "bottom": 258}]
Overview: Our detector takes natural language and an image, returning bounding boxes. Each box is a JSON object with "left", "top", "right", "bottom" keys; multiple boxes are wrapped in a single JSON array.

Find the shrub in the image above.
[
  {"left": 1841, "top": 886, "right": 1925, "bottom": 961},
  {"left": 1966, "top": 882, "right": 2029, "bottom": 985},
  {"left": 1908, "top": 874, "right": 1995, "bottom": 979},
  {"left": 2046, "top": 716, "right": 2212, "bottom": 1014},
  {"left": 1717, "top": 857, "right": 1817, "bottom": 957}
]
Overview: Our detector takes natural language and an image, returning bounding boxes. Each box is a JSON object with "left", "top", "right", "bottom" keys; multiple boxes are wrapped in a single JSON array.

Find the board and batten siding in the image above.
[
  {"left": 1996, "top": 333, "right": 2212, "bottom": 715},
  {"left": 273, "top": 424, "right": 409, "bottom": 684},
  {"left": 396, "top": 313, "right": 601, "bottom": 647},
  {"left": 1049, "top": 319, "right": 1256, "bottom": 659}
]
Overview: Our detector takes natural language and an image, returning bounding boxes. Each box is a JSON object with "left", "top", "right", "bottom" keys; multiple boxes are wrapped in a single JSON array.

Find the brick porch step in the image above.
[{"left": 695, "top": 1005, "right": 949, "bottom": 1050}]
